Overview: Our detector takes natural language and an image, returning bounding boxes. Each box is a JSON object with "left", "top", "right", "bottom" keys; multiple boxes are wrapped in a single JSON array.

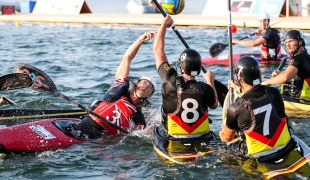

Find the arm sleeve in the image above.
[
  {"left": 102, "top": 78, "right": 130, "bottom": 102},
  {"left": 262, "top": 29, "right": 273, "bottom": 42},
  {"left": 289, "top": 56, "right": 302, "bottom": 70},
  {"left": 158, "top": 62, "right": 178, "bottom": 82},
  {"left": 203, "top": 83, "right": 216, "bottom": 108},
  {"left": 225, "top": 104, "right": 239, "bottom": 130}
]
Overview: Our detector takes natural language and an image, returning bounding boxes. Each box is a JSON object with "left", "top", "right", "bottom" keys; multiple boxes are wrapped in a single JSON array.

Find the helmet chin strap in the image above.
[{"left": 292, "top": 40, "right": 303, "bottom": 56}]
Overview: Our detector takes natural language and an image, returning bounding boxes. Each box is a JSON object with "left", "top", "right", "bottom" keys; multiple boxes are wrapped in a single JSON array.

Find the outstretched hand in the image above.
[{"left": 140, "top": 31, "right": 157, "bottom": 42}]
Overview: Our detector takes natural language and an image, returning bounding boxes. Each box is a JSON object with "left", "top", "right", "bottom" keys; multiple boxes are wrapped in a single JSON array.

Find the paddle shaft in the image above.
[
  {"left": 227, "top": 0, "right": 234, "bottom": 105},
  {"left": 56, "top": 92, "right": 129, "bottom": 134},
  {"left": 233, "top": 21, "right": 281, "bottom": 42},
  {"left": 209, "top": 21, "right": 281, "bottom": 58},
  {"left": 153, "top": 0, "right": 228, "bottom": 107}
]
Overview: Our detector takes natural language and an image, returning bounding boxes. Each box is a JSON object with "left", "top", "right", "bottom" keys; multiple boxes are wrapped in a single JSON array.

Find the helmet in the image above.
[
  {"left": 179, "top": 48, "right": 202, "bottom": 76},
  {"left": 257, "top": 12, "right": 270, "bottom": 20},
  {"left": 284, "top": 30, "right": 304, "bottom": 40},
  {"left": 234, "top": 56, "right": 261, "bottom": 86},
  {"left": 139, "top": 76, "right": 157, "bottom": 91}
]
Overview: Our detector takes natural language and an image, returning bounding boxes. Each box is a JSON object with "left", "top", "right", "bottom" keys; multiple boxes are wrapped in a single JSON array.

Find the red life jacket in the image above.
[
  {"left": 260, "top": 29, "right": 281, "bottom": 60},
  {"left": 89, "top": 96, "right": 137, "bottom": 135}
]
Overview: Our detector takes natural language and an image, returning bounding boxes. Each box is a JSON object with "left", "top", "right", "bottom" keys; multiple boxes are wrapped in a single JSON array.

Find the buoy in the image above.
[
  {"left": 231, "top": 24, "right": 237, "bottom": 33},
  {"left": 15, "top": 21, "right": 21, "bottom": 26}
]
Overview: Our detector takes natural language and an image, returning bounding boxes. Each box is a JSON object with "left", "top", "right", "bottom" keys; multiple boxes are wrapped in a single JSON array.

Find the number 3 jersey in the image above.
[{"left": 226, "top": 85, "right": 291, "bottom": 157}]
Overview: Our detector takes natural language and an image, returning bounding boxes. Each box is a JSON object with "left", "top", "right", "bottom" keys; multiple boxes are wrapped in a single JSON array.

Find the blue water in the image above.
[{"left": 0, "top": 10, "right": 310, "bottom": 180}]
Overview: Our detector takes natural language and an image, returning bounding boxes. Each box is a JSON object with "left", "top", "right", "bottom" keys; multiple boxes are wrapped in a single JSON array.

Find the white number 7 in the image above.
[{"left": 253, "top": 103, "right": 272, "bottom": 136}]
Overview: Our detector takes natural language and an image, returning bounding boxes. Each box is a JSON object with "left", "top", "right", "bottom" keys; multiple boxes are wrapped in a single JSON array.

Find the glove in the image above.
[{"left": 131, "top": 112, "right": 146, "bottom": 129}]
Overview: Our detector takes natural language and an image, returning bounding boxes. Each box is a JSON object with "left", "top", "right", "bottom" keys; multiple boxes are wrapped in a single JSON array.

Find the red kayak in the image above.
[
  {"left": 0, "top": 118, "right": 84, "bottom": 153},
  {"left": 202, "top": 52, "right": 290, "bottom": 66}
]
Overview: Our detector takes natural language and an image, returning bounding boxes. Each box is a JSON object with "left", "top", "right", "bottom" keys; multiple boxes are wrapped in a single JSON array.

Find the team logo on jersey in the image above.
[
  {"left": 289, "top": 59, "right": 294, "bottom": 65},
  {"left": 164, "top": 63, "right": 172, "bottom": 71}
]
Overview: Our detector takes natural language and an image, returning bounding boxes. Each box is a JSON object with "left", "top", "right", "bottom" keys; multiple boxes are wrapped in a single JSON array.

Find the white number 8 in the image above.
[{"left": 181, "top": 98, "right": 199, "bottom": 123}]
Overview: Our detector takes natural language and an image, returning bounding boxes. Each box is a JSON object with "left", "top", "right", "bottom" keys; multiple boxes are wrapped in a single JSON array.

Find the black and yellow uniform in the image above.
[
  {"left": 158, "top": 62, "right": 216, "bottom": 138},
  {"left": 226, "top": 85, "right": 294, "bottom": 161},
  {"left": 281, "top": 52, "right": 310, "bottom": 101}
]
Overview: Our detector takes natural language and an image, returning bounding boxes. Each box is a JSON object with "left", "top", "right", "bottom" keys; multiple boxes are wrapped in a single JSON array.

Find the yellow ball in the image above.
[
  {"left": 161, "top": 0, "right": 185, "bottom": 15},
  {"left": 15, "top": 21, "right": 21, "bottom": 26}
]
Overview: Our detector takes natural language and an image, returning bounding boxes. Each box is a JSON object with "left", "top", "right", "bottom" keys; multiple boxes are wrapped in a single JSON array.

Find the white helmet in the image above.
[
  {"left": 139, "top": 76, "right": 157, "bottom": 91},
  {"left": 257, "top": 12, "right": 270, "bottom": 20}
]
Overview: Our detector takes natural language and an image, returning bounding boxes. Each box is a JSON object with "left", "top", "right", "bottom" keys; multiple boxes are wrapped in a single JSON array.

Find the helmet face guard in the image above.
[
  {"left": 134, "top": 76, "right": 157, "bottom": 99},
  {"left": 179, "top": 48, "right": 202, "bottom": 76},
  {"left": 234, "top": 56, "right": 261, "bottom": 86}
]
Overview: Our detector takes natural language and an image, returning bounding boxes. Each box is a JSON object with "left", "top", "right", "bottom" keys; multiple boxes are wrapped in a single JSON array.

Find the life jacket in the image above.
[
  {"left": 167, "top": 77, "right": 210, "bottom": 138},
  {"left": 300, "top": 78, "right": 310, "bottom": 104},
  {"left": 89, "top": 96, "right": 137, "bottom": 135},
  {"left": 237, "top": 93, "right": 291, "bottom": 158},
  {"left": 260, "top": 29, "right": 281, "bottom": 60}
]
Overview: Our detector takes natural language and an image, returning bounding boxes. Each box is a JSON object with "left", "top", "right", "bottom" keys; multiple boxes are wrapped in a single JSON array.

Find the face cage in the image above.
[{"left": 134, "top": 80, "right": 155, "bottom": 99}]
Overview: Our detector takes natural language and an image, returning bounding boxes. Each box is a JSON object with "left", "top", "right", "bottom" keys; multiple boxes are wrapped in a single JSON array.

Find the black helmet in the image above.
[
  {"left": 179, "top": 48, "right": 201, "bottom": 76},
  {"left": 234, "top": 56, "right": 261, "bottom": 86},
  {"left": 284, "top": 30, "right": 305, "bottom": 55},
  {"left": 284, "top": 30, "right": 304, "bottom": 40}
]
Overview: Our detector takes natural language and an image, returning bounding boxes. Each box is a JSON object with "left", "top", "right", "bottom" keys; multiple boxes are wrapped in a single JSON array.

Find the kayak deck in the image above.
[
  {"left": 202, "top": 52, "right": 289, "bottom": 66},
  {"left": 152, "top": 125, "right": 218, "bottom": 164},
  {"left": 0, "top": 109, "right": 87, "bottom": 126},
  {"left": 284, "top": 100, "right": 310, "bottom": 119}
]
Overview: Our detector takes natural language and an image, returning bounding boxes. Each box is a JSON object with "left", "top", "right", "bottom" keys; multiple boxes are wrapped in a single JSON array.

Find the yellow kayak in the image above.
[{"left": 284, "top": 100, "right": 310, "bottom": 118}]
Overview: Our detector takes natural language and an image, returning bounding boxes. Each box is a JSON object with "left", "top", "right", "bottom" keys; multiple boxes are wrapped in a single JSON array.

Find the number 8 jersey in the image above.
[{"left": 167, "top": 77, "right": 211, "bottom": 138}]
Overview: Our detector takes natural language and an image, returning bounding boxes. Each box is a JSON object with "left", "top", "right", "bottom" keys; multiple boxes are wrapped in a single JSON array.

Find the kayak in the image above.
[
  {"left": 152, "top": 125, "right": 217, "bottom": 164},
  {"left": 221, "top": 92, "right": 310, "bottom": 179},
  {"left": 284, "top": 100, "right": 310, "bottom": 119},
  {"left": 232, "top": 135, "right": 310, "bottom": 179},
  {"left": 0, "top": 109, "right": 87, "bottom": 126},
  {"left": 0, "top": 118, "right": 84, "bottom": 153},
  {"left": 202, "top": 52, "right": 289, "bottom": 66}
]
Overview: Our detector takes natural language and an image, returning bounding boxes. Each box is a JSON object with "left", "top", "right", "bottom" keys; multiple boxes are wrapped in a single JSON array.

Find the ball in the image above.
[{"left": 161, "top": 0, "right": 185, "bottom": 15}]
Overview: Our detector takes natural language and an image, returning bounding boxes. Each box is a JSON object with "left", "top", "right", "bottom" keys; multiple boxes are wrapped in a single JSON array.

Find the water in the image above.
[{"left": 1, "top": 12, "right": 310, "bottom": 180}]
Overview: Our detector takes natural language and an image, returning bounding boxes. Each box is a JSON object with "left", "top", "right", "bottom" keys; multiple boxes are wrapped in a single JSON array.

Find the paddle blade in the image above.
[
  {"left": 13, "top": 63, "right": 58, "bottom": 94},
  {"left": 0, "top": 73, "right": 32, "bottom": 91},
  {"left": 214, "top": 80, "right": 228, "bottom": 107},
  {"left": 209, "top": 43, "right": 228, "bottom": 57}
]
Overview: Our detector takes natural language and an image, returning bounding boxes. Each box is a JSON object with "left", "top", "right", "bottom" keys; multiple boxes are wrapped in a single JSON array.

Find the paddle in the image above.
[
  {"left": 0, "top": 96, "right": 22, "bottom": 109},
  {"left": 0, "top": 73, "right": 33, "bottom": 91},
  {"left": 209, "top": 21, "right": 282, "bottom": 58},
  {"left": 209, "top": 33, "right": 256, "bottom": 58},
  {"left": 152, "top": 0, "right": 228, "bottom": 107},
  {"left": 13, "top": 63, "right": 129, "bottom": 134}
]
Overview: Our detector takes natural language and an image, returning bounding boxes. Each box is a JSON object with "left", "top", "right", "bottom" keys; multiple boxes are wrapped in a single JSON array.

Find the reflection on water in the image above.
[{"left": 0, "top": 22, "right": 309, "bottom": 179}]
